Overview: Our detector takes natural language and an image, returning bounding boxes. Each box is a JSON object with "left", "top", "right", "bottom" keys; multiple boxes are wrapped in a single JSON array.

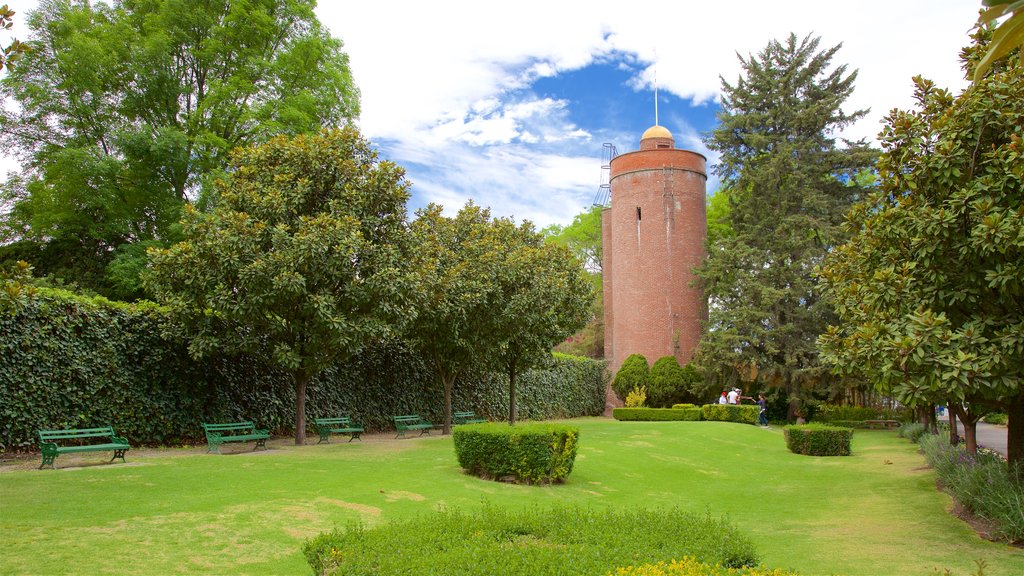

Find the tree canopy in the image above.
[
  {"left": 1, "top": 0, "right": 359, "bottom": 300},
  {"left": 694, "top": 33, "right": 877, "bottom": 403},
  {"left": 407, "top": 203, "right": 592, "bottom": 431},
  {"left": 144, "top": 128, "right": 411, "bottom": 445},
  {"left": 819, "top": 30, "right": 1023, "bottom": 464}
]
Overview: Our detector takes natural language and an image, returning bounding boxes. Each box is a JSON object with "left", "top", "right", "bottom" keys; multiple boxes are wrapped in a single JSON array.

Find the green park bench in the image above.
[
  {"left": 202, "top": 421, "right": 270, "bottom": 454},
  {"left": 393, "top": 414, "right": 433, "bottom": 439},
  {"left": 38, "top": 426, "right": 130, "bottom": 469},
  {"left": 313, "top": 416, "right": 364, "bottom": 444},
  {"left": 453, "top": 411, "right": 486, "bottom": 425}
]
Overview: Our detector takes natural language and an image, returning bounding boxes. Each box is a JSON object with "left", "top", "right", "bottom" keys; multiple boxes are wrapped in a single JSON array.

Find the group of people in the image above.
[{"left": 718, "top": 388, "right": 770, "bottom": 427}]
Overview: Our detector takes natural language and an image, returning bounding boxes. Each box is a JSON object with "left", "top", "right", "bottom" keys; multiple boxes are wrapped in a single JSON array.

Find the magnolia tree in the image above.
[
  {"left": 145, "top": 128, "right": 411, "bottom": 445},
  {"left": 407, "top": 203, "right": 593, "bottom": 431},
  {"left": 819, "top": 31, "right": 1023, "bottom": 466}
]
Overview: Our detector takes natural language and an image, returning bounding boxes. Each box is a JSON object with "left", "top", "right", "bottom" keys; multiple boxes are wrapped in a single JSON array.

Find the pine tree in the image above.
[{"left": 695, "top": 34, "right": 877, "bottom": 406}]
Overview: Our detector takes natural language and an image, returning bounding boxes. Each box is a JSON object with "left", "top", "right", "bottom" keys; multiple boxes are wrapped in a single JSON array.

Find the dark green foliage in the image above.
[
  {"left": 0, "top": 288, "right": 605, "bottom": 450},
  {"left": 783, "top": 424, "right": 853, "bottom": 456},
  {"left": 818, "top": 29, "right": 1024, "bottom": 465},
  {"left": 701, "top": 404, "right": 759, "bottom": 425},
  {"left": 612, "top": 353, "right": 649, "bottom": 401},
  {"left": 303, "top": 505, "right": 760, "bottom": 575},
  {"left": 452, "top": 423, "right": 578, "bottom": 484},
  {"left": 919, "top": 434, "right": 1024, "bottom": 543},
  {"left": 696, "top": 33, "right": 877, "bottom": 399},
  {"left": 647, "top": 356, "right": 705, "bottom": 407},
  {"left": 613, "top": 408, "right": 702, "bottom": 421}
]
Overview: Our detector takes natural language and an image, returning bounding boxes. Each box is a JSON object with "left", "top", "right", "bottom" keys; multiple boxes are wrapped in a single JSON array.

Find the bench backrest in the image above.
[
  {"left": 314, "top": 417, "right": 352, "bottom": 426},
  {"left": 202, "top": 422, "right": 256, "bottom": 434},
  {"left": 39, "top": 427, "right": 115, "bottom": 443},
  {"left": 453, "top": 411, "right": 476, "bottom": 419},
  {"left": 393, "top": 415, "right": 423, "bottom": 426}
]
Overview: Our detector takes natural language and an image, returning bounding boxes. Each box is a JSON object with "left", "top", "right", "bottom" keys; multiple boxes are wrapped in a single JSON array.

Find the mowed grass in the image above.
[{"left": 2, "top": 418, "right": 1023, "bottom": 575}]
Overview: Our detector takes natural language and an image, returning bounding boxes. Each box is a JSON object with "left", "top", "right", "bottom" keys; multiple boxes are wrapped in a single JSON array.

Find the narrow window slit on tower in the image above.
[{"left": 636, "top": 206, "right": 642, "bottom": 221}]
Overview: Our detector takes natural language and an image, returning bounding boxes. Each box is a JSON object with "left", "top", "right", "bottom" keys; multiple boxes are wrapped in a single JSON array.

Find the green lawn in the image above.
[{"left": 2, "top": 418, "right": 1022, "bottom": 575}]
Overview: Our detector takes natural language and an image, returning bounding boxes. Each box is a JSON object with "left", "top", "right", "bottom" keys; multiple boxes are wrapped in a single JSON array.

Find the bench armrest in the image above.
[
  {"left": 111, "top": 435, "right": 130, "bottom": 445},
  {"left": 254, "top": 428, "right": 269, "bottom": 436},
  {"left": 40, "top": 441, "right": 58, "bottom": 454}
]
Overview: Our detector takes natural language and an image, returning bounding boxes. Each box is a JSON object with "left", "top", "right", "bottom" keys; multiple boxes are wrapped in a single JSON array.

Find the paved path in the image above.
[{"left": 951, "top": 421, "right": 1007, "bottom": 457}]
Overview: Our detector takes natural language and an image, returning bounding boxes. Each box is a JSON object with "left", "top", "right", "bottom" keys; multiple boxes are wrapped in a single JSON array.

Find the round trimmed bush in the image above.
[
  {"left": 612, "top": 353, "right": 649, "bottom": 401},
  {"left": 452, "top": 422, "right": 579, "bottom": 484},
  {"left": 648, "top": 356, "right": 687, "bottom": 407},
  {"left": 783, "top": 424, "right": 853, "bottom": 456}
]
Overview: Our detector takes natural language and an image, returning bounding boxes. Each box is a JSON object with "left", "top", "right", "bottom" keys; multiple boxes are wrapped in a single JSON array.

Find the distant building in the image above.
[{"left": 602, "top": 124, "right": 707, "bottom": 382}]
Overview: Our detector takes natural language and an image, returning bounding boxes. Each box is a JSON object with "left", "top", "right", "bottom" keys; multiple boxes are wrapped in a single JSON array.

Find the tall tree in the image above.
[
  {"left": 819, "top": 30, "right": 1023, "bottom": 466},
  {"left": 144, "top": 128, "right": 410, "bottom": 445},
  {"left": 491, "top": 227, "right": 593, "bottom": 424},
  {"left": 1, "top": 0, "right": 359, "bottom": 299},
  {"left": 406, "top": 203, "right": 503, "bottom": 434},
  {"left": 694, "top": 34, "right": 877, "bottom": 404}
]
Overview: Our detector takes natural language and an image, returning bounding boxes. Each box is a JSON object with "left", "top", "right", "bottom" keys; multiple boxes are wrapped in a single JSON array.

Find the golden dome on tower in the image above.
[{"left": 641, "top": 125, "right": 673, "bottom": 140}]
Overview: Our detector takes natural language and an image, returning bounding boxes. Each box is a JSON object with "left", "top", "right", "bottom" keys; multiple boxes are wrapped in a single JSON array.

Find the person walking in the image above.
[{"left": 757, "top": 394, "right": 769, "bottom": 427}]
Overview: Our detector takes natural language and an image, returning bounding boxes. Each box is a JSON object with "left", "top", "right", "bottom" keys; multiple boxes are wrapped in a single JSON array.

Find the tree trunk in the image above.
[
  {"left": 1006, "top": 392, "right": 1024, "bottom": 476},
  {"left": 508, "top": 362, "right": 518, "bottom": 426},
  {"left": 442, "top": 373, "right": 454, "bottom": 435},
  {"left": 947, "top": 407, "right": 959, "bottom": 446},
  {"left": 926, "top": 405, "right": 938, "bottom": 435},
  {"left": 952, "top": 404, "right": 979, "bottom": 455},
  {"left": 294, "top": 371, "right": 310, "bottom": 445}
]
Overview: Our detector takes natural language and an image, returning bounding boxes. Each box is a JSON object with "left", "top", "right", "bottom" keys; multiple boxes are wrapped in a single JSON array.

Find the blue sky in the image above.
[{"left": 2, "top": 1, "right": 982, "bottom": 228}]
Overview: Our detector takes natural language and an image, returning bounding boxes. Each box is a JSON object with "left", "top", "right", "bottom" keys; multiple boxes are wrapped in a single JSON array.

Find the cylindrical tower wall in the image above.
[
  {"left": 601, "top": 207, "right": 614, "bottom": 362},
  {"left": 605, "top": 147, "right": 707, "bottom": 374}
]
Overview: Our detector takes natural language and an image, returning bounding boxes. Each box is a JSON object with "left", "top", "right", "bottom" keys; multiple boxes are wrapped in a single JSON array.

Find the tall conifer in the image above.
[{"left": 695, "top": 34, "right": 876, "bottom": 405}]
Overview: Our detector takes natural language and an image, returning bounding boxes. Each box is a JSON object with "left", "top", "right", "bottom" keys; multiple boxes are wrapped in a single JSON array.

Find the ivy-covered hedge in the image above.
[
  {"left": 700, "top": 404, "right": 758, "bottom": 425},
  {"left": 613, "top": 408, "right": 701, "bottom": 421},
  {"left": 0, "top": 288, "right": 606, "bottom": 450},
  {"left": 452, "top": 422, "right": 579, "bottom": 484},
  {"left": 783, "top": 424, "right": 853, "bottom": 456}
]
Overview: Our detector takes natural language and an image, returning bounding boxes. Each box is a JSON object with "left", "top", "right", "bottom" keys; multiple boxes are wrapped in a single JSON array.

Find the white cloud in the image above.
[
  {"left": 1, "top": 1, "right": 981, "bottom": 229},
  {"left": 320, "top": 0, "right": 978, "bottom": 227}
]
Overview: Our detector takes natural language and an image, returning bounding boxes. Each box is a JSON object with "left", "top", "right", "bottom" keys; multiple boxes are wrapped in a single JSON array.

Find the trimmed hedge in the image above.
[
  {"left": 701, "top": 404, "right": 759, "bottom": 425},
  {"left": 783, "top": 424, "right": 853, "bottom": 456},
  {"left": 452, "top": 422, "right": 579, "bottom": 484},
  {"left": 304, "top": 506, "right": 760, "bottom": 575},
  {"left": 613, "top": 408, "right": 701, "bottom": 421},
  {"left": 0, "top": 287, "right": 606, "bottom": 449}
]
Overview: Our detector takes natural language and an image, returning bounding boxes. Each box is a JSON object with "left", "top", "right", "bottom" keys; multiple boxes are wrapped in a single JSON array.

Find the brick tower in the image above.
[{"left": 602, "top": 125, "right": 707, "bottom": 377}]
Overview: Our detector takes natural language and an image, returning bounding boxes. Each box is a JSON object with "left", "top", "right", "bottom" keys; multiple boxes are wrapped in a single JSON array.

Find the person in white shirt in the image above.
[{"left": 727, "top": 388, "right": 739, "bottom": 404}]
